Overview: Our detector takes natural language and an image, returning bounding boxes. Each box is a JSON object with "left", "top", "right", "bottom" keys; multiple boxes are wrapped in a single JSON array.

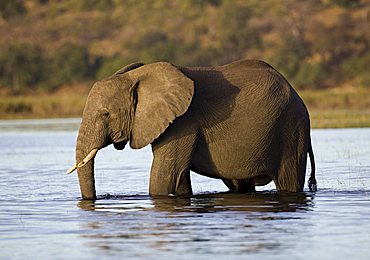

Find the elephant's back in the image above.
[
  {"left": 181, "top": 59, "right": 292, "bottom": 102},
  {"left": 218, "top": 59, "right": 275, "bottom": 71}
]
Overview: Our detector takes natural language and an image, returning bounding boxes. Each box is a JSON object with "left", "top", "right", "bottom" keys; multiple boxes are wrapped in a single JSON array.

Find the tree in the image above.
[
  {"left": 0, "top": 0, "right": 26, "bottom": 19},
  {"left": 217, "top": 2, "right": 260, "bottom": 62},
  {"left": 0, "top": 44, "right": 46, "bottom": 92},
  {"left": 49, "top": 43, "right": 91, "bottom": 87}
]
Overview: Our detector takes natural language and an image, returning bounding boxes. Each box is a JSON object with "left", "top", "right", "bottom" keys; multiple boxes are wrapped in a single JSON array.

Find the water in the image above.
[{"left": 1, "top": 119, "right": 370, "bottom": 259}]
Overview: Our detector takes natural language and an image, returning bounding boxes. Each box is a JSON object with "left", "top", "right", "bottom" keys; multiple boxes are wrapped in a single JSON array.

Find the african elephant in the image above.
[{"left": 67, "top": 59, "right": 317, "bottom": 200}]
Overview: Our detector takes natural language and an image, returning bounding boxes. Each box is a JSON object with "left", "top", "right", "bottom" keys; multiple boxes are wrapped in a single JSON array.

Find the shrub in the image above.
[
  {"left": 217, "top": 2, "right": 260, "bottom": 61},
  {"left": 271, "top": 37, "right": 309, "bottom": 83},
  {"left": 294, "top": 62, "right": 328, "bottom": 89},
  {"left": 4, "top": 102, "right": 32, "bottom": 114},
  {"left": 96, "top": 56, "right": 129, "bottom": 79},
  {"left": 0, "top": 44, "right": 47, "bottom": 92},
  {"left": 130, "top": 32, "right": 177, "bottom": 63},
  {"left": 270, "top": 35, "right": 330, "bottom": 88},
  {"left": 342, "top": 53, "right": 370, "bottom": 87},
  {"left": 331, "top": 0, "right": 360, "bottom": 8},
  {"left": 0, "top": 0, "right": 26, "bottom": 19},
  {"left": 76, "top": 0, "right": 114, "bottom": 11},
  {"left": 48, "top": 43, "right": 91, "bottom": 88}
]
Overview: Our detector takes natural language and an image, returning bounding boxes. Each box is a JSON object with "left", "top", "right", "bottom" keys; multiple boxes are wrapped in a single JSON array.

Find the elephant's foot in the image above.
[{"left": 222, "top": 179, "right": 256, "bottom": 193}]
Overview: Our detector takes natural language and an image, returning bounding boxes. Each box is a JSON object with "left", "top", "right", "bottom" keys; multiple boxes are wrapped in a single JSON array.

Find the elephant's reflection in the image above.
[
  {"left": 78, "top": 192, "right": 315, "bottom": 214},
  {"left": 77, "top": 192, "right": 315, "bottom": 255},
  {"left": 152, "top": 192, "right": 314, "bottom": 213}
]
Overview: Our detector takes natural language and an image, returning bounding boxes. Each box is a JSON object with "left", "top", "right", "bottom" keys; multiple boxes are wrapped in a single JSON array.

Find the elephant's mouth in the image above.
[{"left": 113, "top": 140, "right": 127, "bottom": 150}]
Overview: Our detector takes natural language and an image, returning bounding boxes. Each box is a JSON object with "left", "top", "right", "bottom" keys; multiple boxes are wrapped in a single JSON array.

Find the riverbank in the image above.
[
  {"left": 300, "top": 88, "right": 370, "bottom": 128},
  {"left": 1, "top": 87, "right": 369, "bottom": 128}
]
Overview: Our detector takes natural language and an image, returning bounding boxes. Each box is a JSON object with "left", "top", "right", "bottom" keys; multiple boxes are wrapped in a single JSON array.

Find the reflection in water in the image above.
[
  {"left": 77, "top": 192, "right": 315, "bottom": 257},
  {"left": 151, "top": 192, "right": 314, "bottom": 213},
  {"left": 78, "top": 192, "right": 315, "bottom": 213}
]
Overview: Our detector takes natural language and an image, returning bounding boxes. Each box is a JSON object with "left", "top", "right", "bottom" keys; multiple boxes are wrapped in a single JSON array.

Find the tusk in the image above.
[
  {"left": 66, "top": 163, "right": 77, "bottom": 175},
  {"left": 77, "top": 148, "right": 98, "bottom": 168},
  {"left": 66, "top": 148, "right": 98, "bottom": 174}
]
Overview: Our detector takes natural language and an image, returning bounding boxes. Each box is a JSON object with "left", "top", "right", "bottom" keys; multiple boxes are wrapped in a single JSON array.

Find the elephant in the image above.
[{"left": 67, "top": 59, "right": 317, "bottom": 200}]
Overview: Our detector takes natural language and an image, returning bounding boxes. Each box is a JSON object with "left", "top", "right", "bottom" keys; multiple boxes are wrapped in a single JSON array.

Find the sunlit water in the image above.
[{"left": 0, "top": 118, "right": 370, "bottom": 259}]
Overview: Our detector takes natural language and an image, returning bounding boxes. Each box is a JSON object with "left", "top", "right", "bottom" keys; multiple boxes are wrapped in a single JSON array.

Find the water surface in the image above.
[{"left": 0, "top": 119, "right": 369, "bottom": 259}]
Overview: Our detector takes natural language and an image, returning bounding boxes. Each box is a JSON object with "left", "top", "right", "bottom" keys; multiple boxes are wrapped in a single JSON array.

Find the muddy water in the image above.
[{"left": 0, "top": 119, "right": 369, "bottom": 259}]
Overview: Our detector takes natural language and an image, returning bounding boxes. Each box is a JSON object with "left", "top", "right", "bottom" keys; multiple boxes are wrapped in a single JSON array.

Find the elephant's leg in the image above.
[
  {"left": 222, "top": 179, "right": 256, "bottom": 193},
  {"left": 149, "top": 155, "right": 193, "bottom": 196},
  {"left": 149, "top": 131, "right": 196, "bottom": 196},
  {"left": 275, "top": 122, "right": 309, "bottom": 192},
  {"left": 174, "top": 170, "right": 192, "bottom": 195}
]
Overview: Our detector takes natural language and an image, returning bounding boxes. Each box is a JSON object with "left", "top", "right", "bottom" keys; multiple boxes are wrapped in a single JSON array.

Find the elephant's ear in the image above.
[
  {"left": 114, "top": 62, "right": 145, "bottom": 75},
  {"left": 126, "top": 62, "right": 194, "bottom": 149}
]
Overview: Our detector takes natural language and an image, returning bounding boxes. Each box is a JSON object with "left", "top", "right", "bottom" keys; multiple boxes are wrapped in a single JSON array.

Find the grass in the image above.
[
  {"left": 0, "top": 94, "right": 86, "bottom": 119},
  {"left": 300, "top": 87, "right": 370, "bottom": 128},
  {"left": 0, "top": 86, "right": 369, "bottom": 128},
  {"left": 309, "top": 110, "right": 370, "bottom": 128}
]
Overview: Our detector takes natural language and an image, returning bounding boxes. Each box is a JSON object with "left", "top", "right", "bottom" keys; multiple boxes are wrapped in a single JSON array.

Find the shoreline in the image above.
[
  {"left": 2, "top": 112, "right": 369, "bottom": 129},
  {"left": 1, "top": 87, "right": 369, "bottom": 129}
]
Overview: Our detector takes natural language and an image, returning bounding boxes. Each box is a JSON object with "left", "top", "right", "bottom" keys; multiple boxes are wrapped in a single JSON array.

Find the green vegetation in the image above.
[
  {"left": 0, "top": 0, "right": 369, "bottom": 92},
  {"left": 0, "top": 0, "right": 26, "bottom": 19},
  {"left": 0, "top": 0, "right": 369, "bottom": 127},
  {"left": 48, "top": 43, "right": 93, "bottom": 88},
  {"left": 0, "top": 44, "right": 46, "bottom": 93}
]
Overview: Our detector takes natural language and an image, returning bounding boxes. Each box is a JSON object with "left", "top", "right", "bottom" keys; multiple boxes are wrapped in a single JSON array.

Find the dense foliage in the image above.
[{"left": 0, "top": 0, "right": 369, "bottom": 92}]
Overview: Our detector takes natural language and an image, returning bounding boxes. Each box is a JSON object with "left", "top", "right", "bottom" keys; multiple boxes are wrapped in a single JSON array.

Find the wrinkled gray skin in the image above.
[{"left": 73, "top": 59, "right": 316, "bottom": 200}]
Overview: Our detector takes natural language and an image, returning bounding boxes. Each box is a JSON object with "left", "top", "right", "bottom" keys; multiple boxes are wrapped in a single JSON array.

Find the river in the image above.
[{"left": 0, "top": 118, "right": 369, "bottom": 259}]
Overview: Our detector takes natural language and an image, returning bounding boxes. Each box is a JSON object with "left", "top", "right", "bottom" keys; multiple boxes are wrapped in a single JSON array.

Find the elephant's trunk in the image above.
[
  {"left": 75, "top": 122, "right": 98, "bottom": 200},
  {"left": 76, "top": 149, "right": 97, "bottom": 200},
  {"left": 77, "top": 165, "right": 96, "bottom": 200}
]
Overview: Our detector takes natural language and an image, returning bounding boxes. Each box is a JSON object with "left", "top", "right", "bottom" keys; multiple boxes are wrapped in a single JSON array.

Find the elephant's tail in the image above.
[{"left": 307, "top": 136, "right": 317, "bottom": 191}]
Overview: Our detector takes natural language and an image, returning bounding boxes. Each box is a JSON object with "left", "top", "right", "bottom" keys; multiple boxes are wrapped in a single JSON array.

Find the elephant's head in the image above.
[{"left": 67, "top": 62, "right": 194, "bottom": 200}]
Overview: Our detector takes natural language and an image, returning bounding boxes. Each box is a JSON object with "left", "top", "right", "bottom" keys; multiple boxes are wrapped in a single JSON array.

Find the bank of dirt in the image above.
[{"left": 1, "top": 86, "right": 369, "bottom": 128}]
